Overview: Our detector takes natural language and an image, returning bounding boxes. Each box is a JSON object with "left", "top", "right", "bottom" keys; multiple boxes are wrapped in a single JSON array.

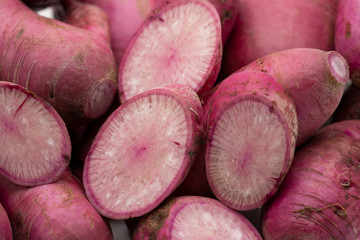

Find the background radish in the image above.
[
  {"left": 221, "top": 0, "right": 339, "bottom": 77},
  {"left": 335, "top": 0, "right": 360, "bottom": 87},
  {"left": 262, "top": 120, "right": 360, "bottom": 239}
]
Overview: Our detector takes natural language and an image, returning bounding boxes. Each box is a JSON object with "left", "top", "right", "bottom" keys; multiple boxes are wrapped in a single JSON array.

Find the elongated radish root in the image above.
[
  {"left": 0, "top": 170, "right": 113, "bottom": 240},
  {"left": 262, "top": 120, "right": 360, "bottom": 239},
  {"left": 62, "top": 0, "right": 111, "bottom": 43},
  {"left": 118, "top": 0, "right": 222, "bottom": 103},
  {"left": 240, "top": 48, "right": 349, "bottom": 146},
  {"left": 0, "top": 0, "right": 117, "bottom": 128},
  {"left": 0, "top": 81, "right": 71, "bottom": 186},
  {"left": 0, "top": 203, "right": 11, "bottom": 240},
  {"left": 333, "top": 84, "right": 360, "bottom": 122},
  {"left": 204, "top": 71, "right": 298, "bottom": 211},
  {"left": 83, "top": 83, "right": 203, "bottom": 219},
  {"left": 335, "top": 0, "right": 360, "bottom": 87},
  {"left": 221, "top": 0, "right": 339, "bottom": 77},
  {"left": 133, "top": 196, "right": 262, "bottom": 239}
]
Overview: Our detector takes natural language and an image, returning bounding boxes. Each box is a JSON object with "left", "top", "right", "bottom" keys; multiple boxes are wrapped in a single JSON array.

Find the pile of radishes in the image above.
[{"left": 0, "top": 0, "right": 360, "bottom": 239}]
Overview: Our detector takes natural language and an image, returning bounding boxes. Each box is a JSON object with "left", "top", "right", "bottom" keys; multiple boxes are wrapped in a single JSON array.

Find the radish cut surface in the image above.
[
  {"left": 84, "top": 85, "right": 202, "bottom": 219},
  {"left": 0, "top": 82, "right": 71, "bottom": 186},
  {"left": 171, "top": 200, "right": 257, "bottom": 239},
  {"left": 133, "top": 196, "right": 262, "bottom": 239},
  {"left": 208, "top": 100, "right": 287, "bottom": 209},
  {"left": 204, "top": 71, "right": 298, "bottom": 211},
  {"left": 118, "top": 0, "right": 222, "bottom": 102}
]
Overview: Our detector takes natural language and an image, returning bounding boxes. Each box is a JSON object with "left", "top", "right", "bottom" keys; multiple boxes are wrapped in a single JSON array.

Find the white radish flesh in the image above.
[
  {"left": 118, "top": 0, "right": 222, "bottom": 103},
  {"left": 205, "top": 71, "right": 298, "bottom": 210},
  {"left": 83, "top": 84, "right": 202, "bottom": 219},
  {"left": 0, "top": 81, "right": 71, "bottom": 186}
]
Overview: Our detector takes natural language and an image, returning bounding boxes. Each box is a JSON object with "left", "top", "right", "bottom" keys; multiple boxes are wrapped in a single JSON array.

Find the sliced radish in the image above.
[
  {"left": 132, "top": 196, "right": 262, "bottom": 239},
  {"left": 204, "top": 71, "right": 298, "bottom": 210},
  {"left": 118, "top": 0, "right": 222, "bottom": 103},
  {"left": 83, "top": 83, "right": 202, "bottom": 219},
  {"left": 0, "top": 81, "right": 71, "bottom": 186}
]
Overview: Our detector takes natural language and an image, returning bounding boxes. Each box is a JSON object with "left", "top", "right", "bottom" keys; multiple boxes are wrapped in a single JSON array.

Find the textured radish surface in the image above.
[
  {"left": 205, "top": 71, "right": 298, "bottom": 211},
  {"left": 262, "top": 120, "right": 360, "bottom": 239},
  {"left": 133, "top": 196, "right": 262, "bottom": 239},
  {"left": 0, "top": 0, "right": 117, "bottom": 127},
  {"left": 84, "top": 85, "right": 202, "bottom": 219},
  {"left": 0, "top": 171, "right": 113, "bottom": 240},
  {"left": 208, "top": 100, "right": 287, "bottom": 208},
  {"left": 119, "top": 0, "right": 221, "bottom": 102},
  {"left": 240, "top": 48, "right": 348, "bottom": 146},
  {"left": 0, "top": 82, "right": 71, "bottom": 186}
]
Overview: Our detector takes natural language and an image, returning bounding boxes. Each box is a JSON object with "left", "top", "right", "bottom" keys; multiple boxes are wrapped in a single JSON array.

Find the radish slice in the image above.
[
  {"left": 205, "top": 71, "right": 298, "bottom": 210},
  {"left": 0, "top": 81, "right": 71, "bottom": 186},
  {"left": 118, "top": 0, "right": 222, "bottom": 103},
  {"left": 133, "top": 196, "right": 262, "bottom": 239},
  {"left": 83, "top": 84, "right": 202, "bottom": 219}
]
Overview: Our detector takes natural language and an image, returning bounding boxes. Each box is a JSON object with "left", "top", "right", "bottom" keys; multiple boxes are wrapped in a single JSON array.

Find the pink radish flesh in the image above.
[
  {"left": 0, "top": 82, "right": 71, "bottom": 186},
  {"left": 207, "top": 100, "right": 289, "bottom": 209},
  {"left": 119, "top": 0, "right": 221, "bottom": 102},
  {"left": 133, "top": 196, "right": 262, "bottom": 239},
  {"left": 169, "top": 200, "right": 258, "bottom": 239},
  {"left": 84, "top": 88, "right": 199, "bottom": 219}
]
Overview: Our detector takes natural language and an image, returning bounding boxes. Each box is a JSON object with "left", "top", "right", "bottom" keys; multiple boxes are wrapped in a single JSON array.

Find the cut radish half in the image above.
[
  {"left": 0, "top": 82, "right": 71, "bottom": 186},
  {"left": 204, "top": 71, "right": 298, "bottom": 210},
  {"left": 83, "top": 83, "right": 202, "bottom": 219},
  {"left": 132, "top": 196, "right": 262, "bottom": 239},
  {"left": 118, "top": 0, "right": 222, "bottom": 103}
]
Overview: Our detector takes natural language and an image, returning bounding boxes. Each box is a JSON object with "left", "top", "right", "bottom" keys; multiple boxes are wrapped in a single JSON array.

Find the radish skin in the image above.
[
  {"left": 221, "top": 0, "right": 339, "bottom": 77},
  {"left": 0, "top": 170, "right": 113, "bottom": 240},
  {"left": 0, "top": 0, "right": 117, "bottom": 128},
  {"left": 262, "top": 120, "right": 360, "bottom": 240},
  {"left": 0, "top": 203, "right": 11, "bottom": 240},
  {"left": 63, "top": 0, "right": 111, "bottom": 43},
  {"left": 335, "top": 0, "right": 360, "bottom": 87},
  {"left": 83, "top": 84, "right": 203, "bottom": 219},
  {"left": 204, "top": 71, "right": 298, "bottom": 210},
  {"left": 240, "top": 48, "right": 349, "bottom": 146},
  {"left": 133, "top": 196, "right": 262, "bottom": 239},
  {"left": 0, "top": 81, "right": 71, "bottom": 186},
  {"left": 118, "top": 0, "right": 222, "bottom": 103}
]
